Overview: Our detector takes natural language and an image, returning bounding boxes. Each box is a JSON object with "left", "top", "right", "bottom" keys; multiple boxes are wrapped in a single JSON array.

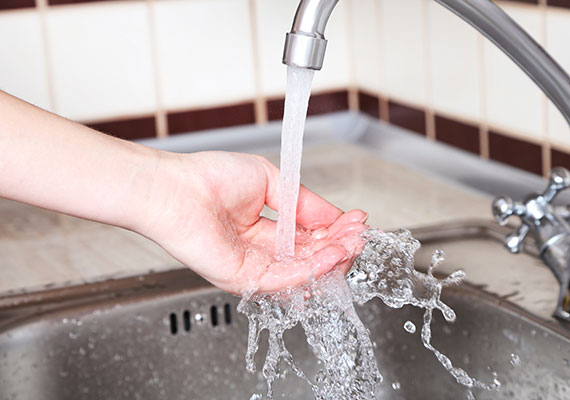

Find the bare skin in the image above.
[{"left": 0, "top": 91, "right": 367, "bottom": 295}]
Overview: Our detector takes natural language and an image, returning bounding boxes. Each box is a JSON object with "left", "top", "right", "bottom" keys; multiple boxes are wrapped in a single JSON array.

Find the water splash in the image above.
[
  {"left": 403, "top": 321, "right": 416, "bottom": 334},
  {"left": 349, "top": 229, "right": 501, "bottom": 397},
  {"left": 238, "top": 271, "right": 381, "bottom": 399},
  {"left": 239, "top": 228, "right": 501, "bottom": 399}
]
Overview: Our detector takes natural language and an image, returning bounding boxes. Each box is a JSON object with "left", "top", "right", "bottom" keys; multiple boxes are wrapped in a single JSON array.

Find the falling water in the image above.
[{"left": 275, "top": 66, "right": 315, "bottom": 259}]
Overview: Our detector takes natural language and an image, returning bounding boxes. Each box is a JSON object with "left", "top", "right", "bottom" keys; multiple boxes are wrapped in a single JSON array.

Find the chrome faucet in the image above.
[
  {"left": 283, "top": 0, "right": 570, "bottom": 322},
  {"left": 493, "top": 169, "right": 570, "bottom": 322},
  {"left": 282, "top": 0, "right": 570, "bottom": 124}
]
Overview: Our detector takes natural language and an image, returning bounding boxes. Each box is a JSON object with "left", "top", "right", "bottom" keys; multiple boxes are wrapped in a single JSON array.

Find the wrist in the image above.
[{"left": 124, "top": 147, "right": 200, "bottom": 241}]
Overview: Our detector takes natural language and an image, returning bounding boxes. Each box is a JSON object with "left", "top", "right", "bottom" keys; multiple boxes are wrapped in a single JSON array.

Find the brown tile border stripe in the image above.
[
  {"left": 435, "top": 115, "right": 480, "bottom": 155},
  {"left": 267, "top": 90, "right": 349, "bottom": 122},
  {"left": 547, "top": 0, "right": 570, "bottom": 8},
  {"left": 489, "top": 131, "right": 543, "bottom": 175},
  {"left": 87, "top": 115, "right": 156, "bottom": 140},
  {"left": 307, "top": 90, "right": 349, "bottom": 116},
  {"left": 167, "top": 102, "right": 256, "bottom": 135},
  {"left": 388, "top": 100, "right": 426, "bottom": 136},
  {"left": 0, "top": 0, "right": 35, "bottom": 11},
  {"left": 266, "top": 98, "right": 285, "bottom": 122},
  {"left": 551, "top": 148, "right": 570, "bottom": 170},
  {"left": 358, "top": 91, "right": 380, "bottom": 120}
]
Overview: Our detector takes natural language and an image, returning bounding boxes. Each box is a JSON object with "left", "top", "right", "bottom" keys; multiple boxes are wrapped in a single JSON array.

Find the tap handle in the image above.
[
  {"left": 542, "top": 167, "right": 570, "bottom": 203},
  {"left": 505, "top": 224, "right": 530, "bottom": 254},
  {"left": 492, "top": 196, "right": 527, "bottom": 225}
]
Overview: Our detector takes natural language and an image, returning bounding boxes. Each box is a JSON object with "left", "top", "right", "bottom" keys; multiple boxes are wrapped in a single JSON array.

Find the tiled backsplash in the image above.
[{"left": 1, "top": 0, "right": 569, "bottom": 177}]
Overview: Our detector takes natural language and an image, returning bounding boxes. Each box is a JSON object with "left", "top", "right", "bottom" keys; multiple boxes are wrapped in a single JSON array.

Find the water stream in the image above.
[{"left": 275, "top": 66, "right": 315, "bottom": 259}]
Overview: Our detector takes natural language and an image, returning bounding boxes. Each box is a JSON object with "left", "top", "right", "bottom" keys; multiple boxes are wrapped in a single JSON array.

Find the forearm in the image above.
[{"left": 0, "top": 91, "right": 159, "bottom": 231}]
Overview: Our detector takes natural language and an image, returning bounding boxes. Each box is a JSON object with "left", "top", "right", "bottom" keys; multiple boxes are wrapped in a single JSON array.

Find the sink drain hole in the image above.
[
  {"left": 183, "top": 310, "right": 191, "bottom": 332},
  {"left": 210, "top": 305, "right": 219, "bottom": 327},
  {"left": 224, "top": 303, "right": 232, "bottom": 325},
  {"left": 169, "top": 313, "right": 178, "bottom": 335}
]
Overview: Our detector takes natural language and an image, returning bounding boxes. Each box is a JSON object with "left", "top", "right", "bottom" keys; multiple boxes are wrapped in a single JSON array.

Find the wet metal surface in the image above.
[{"left": 1, "top": 267, "right": 569, "bottom": 399}]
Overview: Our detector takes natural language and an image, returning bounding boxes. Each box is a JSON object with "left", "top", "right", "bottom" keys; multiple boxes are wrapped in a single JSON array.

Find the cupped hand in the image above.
[{"left": 138, "top": 151, "right": 367, "bottom": 295}]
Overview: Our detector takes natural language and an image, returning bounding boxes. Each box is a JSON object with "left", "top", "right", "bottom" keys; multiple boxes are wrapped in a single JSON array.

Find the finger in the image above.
[
  {"left": 258, "top": 156, "right": 342, "bottom": 229},
  {"left": 296, "top": 185, "right": 343, "bottom": 229},
  {"left": 326, "top": 209, "right": 368, "bottom": 238},
  {"left": 257, "top": 245, "right": 347, "bottom": 293}
]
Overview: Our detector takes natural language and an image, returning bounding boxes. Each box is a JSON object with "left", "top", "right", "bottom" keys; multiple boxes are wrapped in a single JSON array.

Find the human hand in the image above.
[{"left": 136, "top": 151, "right": 367, "bottom": 295}]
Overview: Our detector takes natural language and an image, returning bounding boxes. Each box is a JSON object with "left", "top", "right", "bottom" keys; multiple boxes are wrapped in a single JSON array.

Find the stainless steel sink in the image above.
[{"left": 1, "top": 226, "right": 570, "bottom": 399}]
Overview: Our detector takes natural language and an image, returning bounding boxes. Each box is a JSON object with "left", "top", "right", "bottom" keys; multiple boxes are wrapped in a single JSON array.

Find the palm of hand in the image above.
[{"left": 152, "top": 152, "right": 367, "bottom": 295}]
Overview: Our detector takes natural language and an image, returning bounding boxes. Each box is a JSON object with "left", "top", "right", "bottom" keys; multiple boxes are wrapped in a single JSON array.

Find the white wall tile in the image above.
[
  {"left": 378, "top": 0, "right": 428, "bottom": 106},
  {"left": 483, "top": 3, "right": 544, "bottom": 139},
  {"left": 253, "top": 0, "right": 297, "bottom": 97},
  {"left": 46, "top": 2, "right": 157, "bottom": 121},
  {"left": 545, "top": 8, "right": 570, "bottom": 147},
  {"left": 427, "top": 1, "right": 481, "bottom": 121},
  {"left": 351, "top": 0, "right": 381, "bottom": 92},
  {"left": 154, "top": 0, "right": 256, "bottom": 110},
  {"left": 0, "top": 10, "right": 52, "bottom": 111},
  {"left": 254, "top": 0, "right": 351, "bottom": 97},
  {"left": 311, "top": 0, "right": 351, "bottom": 92}
]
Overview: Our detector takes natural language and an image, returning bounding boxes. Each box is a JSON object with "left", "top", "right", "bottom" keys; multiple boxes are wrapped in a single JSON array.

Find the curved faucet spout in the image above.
[
  {"left": 283, "top": 0, "right": 570, "bottom": 126},
  {"left": 436, "top": 0, "right": 570, "bottom": 126}
]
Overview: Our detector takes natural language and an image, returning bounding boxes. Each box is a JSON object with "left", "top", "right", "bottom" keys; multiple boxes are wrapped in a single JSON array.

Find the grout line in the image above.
[
  {"left": 146, "top": 0, "right": 168, "bottom": 138},
  {"left": 543, "top": 141, "right": 552, "bottom": 176},
  {"left": 380, "top": 96, "right": 389, "bottom": 122},
  {"left": 476, "top": 27, "right": 489, "bottom": 159},
  {"left": 345, "top": 0, "right": 359, "bottom": 113},
  {"left": 374, "top": 0, "right": 385, "bottom": 109},
  {"left": 36, "top": 0, "right": 58, "bottom": 114},
  {"left": 539, "top": 0, "right": 551, "bottom": 176},
  {"left": 480, "top": 126, "right": 490, "bottom": 159},
  {"left": 426, "top": 111, "right": 436, "bottom": 141},
  {"left": 248, "top": 0, "right": 267, "bottom": 125},
  {"left": 345, "top": 0, "right": 357, "bottom": 92},
  {"left": 422, "top": 0, "right": 435, "bottom": 140},
  {"left": 348, "top": 87, "right": 359, "bottom": 111}
]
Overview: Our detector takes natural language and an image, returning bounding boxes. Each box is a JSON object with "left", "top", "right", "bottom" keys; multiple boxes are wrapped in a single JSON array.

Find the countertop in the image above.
[{"left": 0, "top": 113, "right": 560, "bottom": 320}]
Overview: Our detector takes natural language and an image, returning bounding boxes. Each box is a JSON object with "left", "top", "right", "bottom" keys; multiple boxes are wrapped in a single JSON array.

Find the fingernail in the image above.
[
  {"left": 337, "top": 256, "right": 349, "bottom": 264},
  {"left": 360, "top": 213, "right": 369, "bottom": 223}
]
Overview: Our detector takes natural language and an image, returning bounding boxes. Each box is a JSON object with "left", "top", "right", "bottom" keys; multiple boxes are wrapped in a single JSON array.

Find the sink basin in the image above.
[{"left": 1, "top": 222, "right": 569, "bottom": 400}]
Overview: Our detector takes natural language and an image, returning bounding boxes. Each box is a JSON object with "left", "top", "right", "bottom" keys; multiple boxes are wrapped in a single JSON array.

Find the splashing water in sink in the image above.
[
  {"left": 275, "top": 66, "right": 315, "bottom": 259},
  {"left": 238, "top": 229, "right": 501, "bottom": 399}
]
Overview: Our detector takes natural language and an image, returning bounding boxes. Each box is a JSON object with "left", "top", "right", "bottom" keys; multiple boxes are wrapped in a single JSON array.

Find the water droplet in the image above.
[
  {"left": 392, "top": 381, "right": 401, "bottom": 390},
  {"left": 403, "top": 321, "right": 416, "bottom": 334},
  {"left": 510, "top": 353, "right": 521, "bottom": 367},
  {"left": 68, "top": 331, "right": 78, "bottom": 340}
]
